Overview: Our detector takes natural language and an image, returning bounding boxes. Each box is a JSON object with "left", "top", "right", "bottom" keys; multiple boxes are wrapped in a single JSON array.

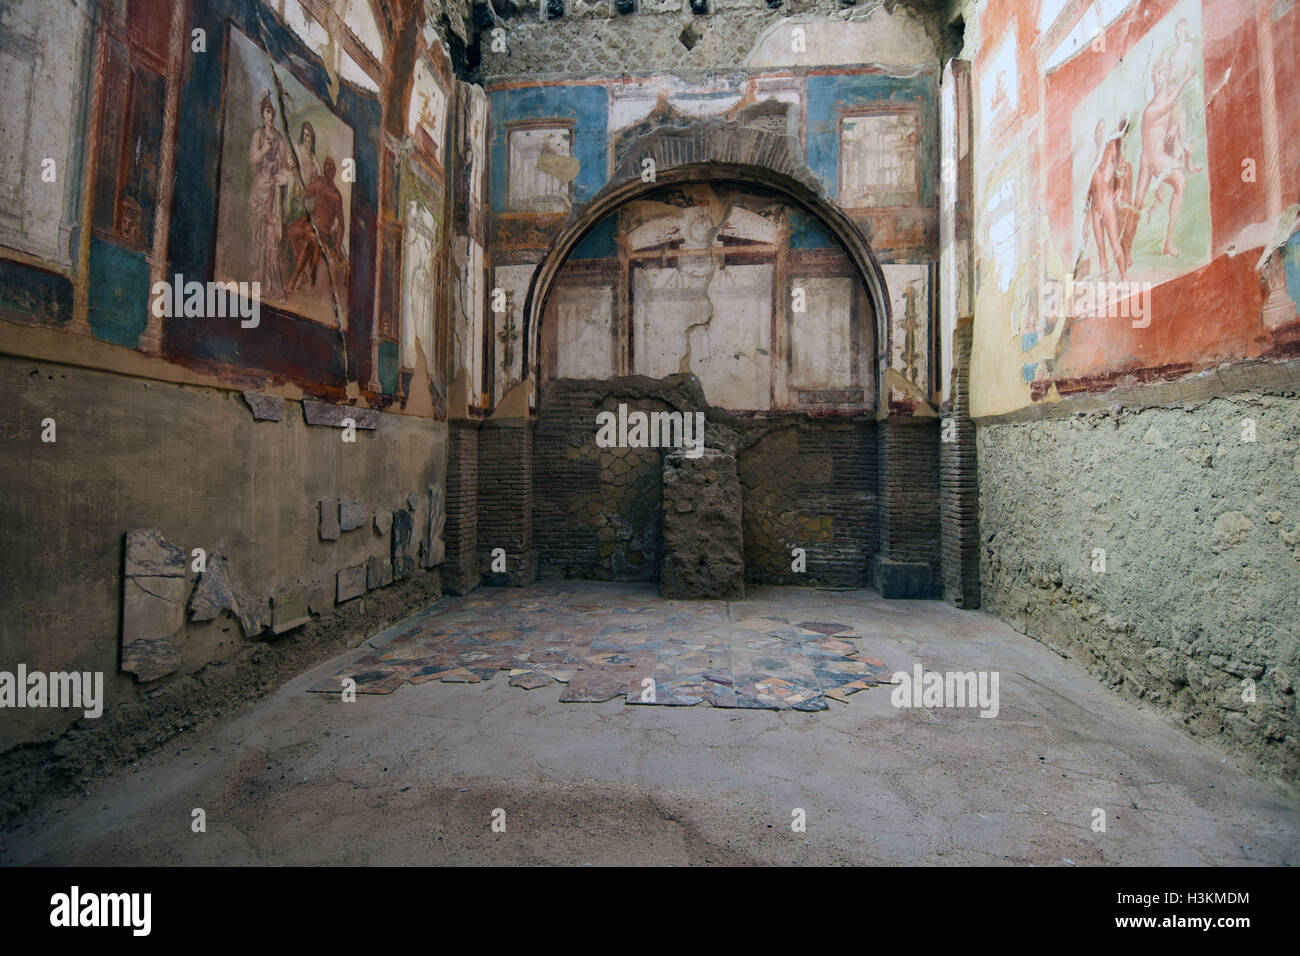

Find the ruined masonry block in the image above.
[
  {"left": 336, "top": 565, "right": 366, "bottom": 603},
  {"left": 424, "top": 484, "right": 446, "bottom": 569},
  {"left": 876, "top": 559, "right": 934, "bottom": 600},
  {"left": 391, "top": 508, "right": 415, "bottom": 580},
  {"left": 121, "top": 528, "right": 186, "bottom": 682},
  {"left": 319, "top": 499, "right": 340, "bottom": 541},
  {"left": 306, "top": 582, "right": 333, "bottom": 616},
  {"left": 188, "top": 551, "right": 263, "bottom": 639},
  {"left": 188, "top": 552, "right": 236, "bottom": 622},
  {"left": 661, "top": 448, "right": 745, "bottom": 600},
  {"left": 241, "top": 391, "right": 282, "bottom": 421},
  {"left": 302, "top": 401, "right": 379, "bottom": 429},
  {"left": 271, "top": 585, "right": 311, "bottom": 634},
  {"left": 339, "top": 499, "right": 367, "bottom": 532},
  {"left": 374, "top": 510, "right": 393, "bottom": 536},
  {"left": 367, "top": 555, "right": 394, "bottom": 590},
  {"left": 240, "top": 598, "right": 270, "bottom": 639}
]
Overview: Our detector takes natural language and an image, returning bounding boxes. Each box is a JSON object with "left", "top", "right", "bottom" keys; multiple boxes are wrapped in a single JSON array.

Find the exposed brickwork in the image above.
[
  {"left": 875, "top": 418, "right": 940, "bottom": 595},
  {"left": 939, "top": 319, "right": 979, "bottom": 607},
  {"left": 738, "top": 422, "right": 876, "bottom": 587},
  {"left": 443, "top": 421, "right": 480, "bottom": 594},
  {"left": 608, "top": 115, "right": 820, "bottom": 196},
  {"left": 534, "top": 381, "right": 666, "bottom": 581},
  {"left": 477, "top": 419, "right": 535, "bottom": 585},
  {"left": 535, "top": 376, "right": 878, "bottom": 587}
]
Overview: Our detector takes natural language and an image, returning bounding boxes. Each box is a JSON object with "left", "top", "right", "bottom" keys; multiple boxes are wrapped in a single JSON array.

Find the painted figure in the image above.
[
  {"left": 285, "top": 120, "right": 322, "bottom": 225},
  {"left": 1133, "top": 52, "right": 1195, "bottom": 257},
  {"left": 1082, "top": 118, "right": 1135, "bottom": 279},
  {"left": 286, "top": 156, "right": 348, "bottom": 295},
  {"left": 248, "top": 90, "right": 291, "bottom": 299},
  {"left": 1167, "top": 18, "right": 1203, "bottom": 175}
]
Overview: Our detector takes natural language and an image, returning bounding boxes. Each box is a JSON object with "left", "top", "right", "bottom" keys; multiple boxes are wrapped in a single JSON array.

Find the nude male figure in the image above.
[
  {"left": 1084, "top": 118, "right": 1133, "bottom": 279},
  {"left": 1132, "top": 53, "right": 1194, "bottom": 257},
  {"left": 286, "top": 156, "right": 347, "bottom": 295},
  {"left": 1164, "top": 19, "right": 1203, "bottom": 176}
]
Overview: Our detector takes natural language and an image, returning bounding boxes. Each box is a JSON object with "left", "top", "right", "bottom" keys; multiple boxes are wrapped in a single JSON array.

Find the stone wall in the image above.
[
  {"left": 533, "top": 375, "right": 877, "bottom": 586},
  {"left": 477, "top": 419, "right": 535, "bottom": 584},
  {"left": 875, "top": 418, "right": 940, "bottom": 597},
  {"left": 0, "top": 355, "right": 447, "bottom": 752},
  {"left": 738, "top": 421, "right": 875, "bottom": 587},
  {"left": 534, "top": 379, "right": 675, "bottom": 582},
  {"left": 480, "top": 1, "right": 948, "bottom": 77},
  {"left": 443, "top": 421, "right": 480, "bottom": 593},
  {"left": 661, "top": 448, "right": 745, "bottom": 599},
  {"left": 977, "top": 390, "right": 1300, "bottom": 779},
  {"left": 940, "top": 319, "right": 979, "bottom": 607}
]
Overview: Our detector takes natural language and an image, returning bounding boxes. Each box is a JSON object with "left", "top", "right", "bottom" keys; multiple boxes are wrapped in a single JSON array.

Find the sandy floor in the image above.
[{"left": 3, "top": 583, "right": 1297, "bottom": 866}]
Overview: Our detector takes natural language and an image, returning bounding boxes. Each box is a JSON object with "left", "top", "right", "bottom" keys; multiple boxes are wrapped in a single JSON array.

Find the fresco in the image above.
[
  {"left": 489, "top": 83, "right": 608, "bottom": 219},
  {"left": 789, "top": 277, "right": 855, "bottom": 388},
  {"left": 840, "top": 111, "right": 920, "bottom": 208},
  {"left": 400, "top": 199, "right": 436, "bottom": 371},
  {"left": 538, "top": 184, "right": 874, "bottom": 413},
  {"left": 408, "top": 55, "right": 447, "bottom": 165},
  {"left": 506, "top": 125, "right": 575, "bottom": 213},
  {"left": 492, "top": 263, "right": 534, "bottom": 399},
  {"left": 965, "top": 0, "right": 1300, "bottom": 417},
  {"left": 633, "top": 262, "right": 774, "bottom": 410},
  {"left": 1068, "top": 0, "right": 1208, "bottom": 282},
  {"left": 486, "top": 67, "right": 938, "bottom": 410},
  {"left": 805, "top": 71, "right": 938, "bottom": 216},
  {"left": 214, "top": 26, "right": 353, "bottom": 328},
  {"left": 982, "top": 175, "right": 1017, "bottom": 301},
  {"left": 552, "top": 284, "right": 615, "bottom": 381},
  {"left": 980, "top": 24, "right": 1018, "bottom": 137},
  {"left": 882, "top": 263, "right": 930, "bottom": 398},
  {"left": 0, "top": 0, "right": 93, "bottom": 264},
  {"left": 451, "top": 236, "right": 485, "bottom": 405},
  {"left": 461, "top": 84, "right": 488, "bottom": 224}
]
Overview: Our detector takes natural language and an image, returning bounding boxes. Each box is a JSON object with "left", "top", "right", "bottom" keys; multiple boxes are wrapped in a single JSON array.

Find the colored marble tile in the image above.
[
  {"left": 508, "top": 670, "right": 552, "bottom": 689},
  {"left": 307, "top": 584, "right": 892, "bottom": 711},
  {"left": 797, "top": 621, "right": 855, "bottom": 635},
  {"left": 307, "top": 655, "right": 417, "bottom": 694}
]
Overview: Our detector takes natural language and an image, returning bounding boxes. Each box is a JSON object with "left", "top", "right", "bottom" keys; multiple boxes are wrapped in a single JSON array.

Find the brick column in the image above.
[
  {"left": 442, "top": 420, "right": 480, "bottom": 594},
  {"left": 875, "top": 417, "right": 940, "bottom": 598},
  {"left": 940, "top": 319, "right": 980, "bottom": 607},
  {"left": 477, "top": 418, "right": 535, "bottom": 586},
  {"left": 937, "top": 57, "right": 979, "bottom": 608}
]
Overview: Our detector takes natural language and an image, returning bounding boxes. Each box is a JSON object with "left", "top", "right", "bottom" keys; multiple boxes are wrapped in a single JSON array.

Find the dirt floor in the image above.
[{"left": 3, "top": 583, "right": 1297, "bottom": 866}]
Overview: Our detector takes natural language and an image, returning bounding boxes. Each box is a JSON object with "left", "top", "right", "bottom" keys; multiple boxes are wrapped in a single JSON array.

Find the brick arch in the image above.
[{"left": 520, "top": 126, "right": 892, "bottom": 407}]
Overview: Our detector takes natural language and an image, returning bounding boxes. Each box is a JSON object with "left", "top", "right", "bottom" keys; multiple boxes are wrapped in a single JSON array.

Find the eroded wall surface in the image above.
[
  {"left": 0, "top": 355, "right": 447, "bottom": 750},
  {"left": 978, "top": 393, "right": 1299, "bottom": 777},
  {"left": 479, "top": 1, "right": 946, "bottom": 77}
]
